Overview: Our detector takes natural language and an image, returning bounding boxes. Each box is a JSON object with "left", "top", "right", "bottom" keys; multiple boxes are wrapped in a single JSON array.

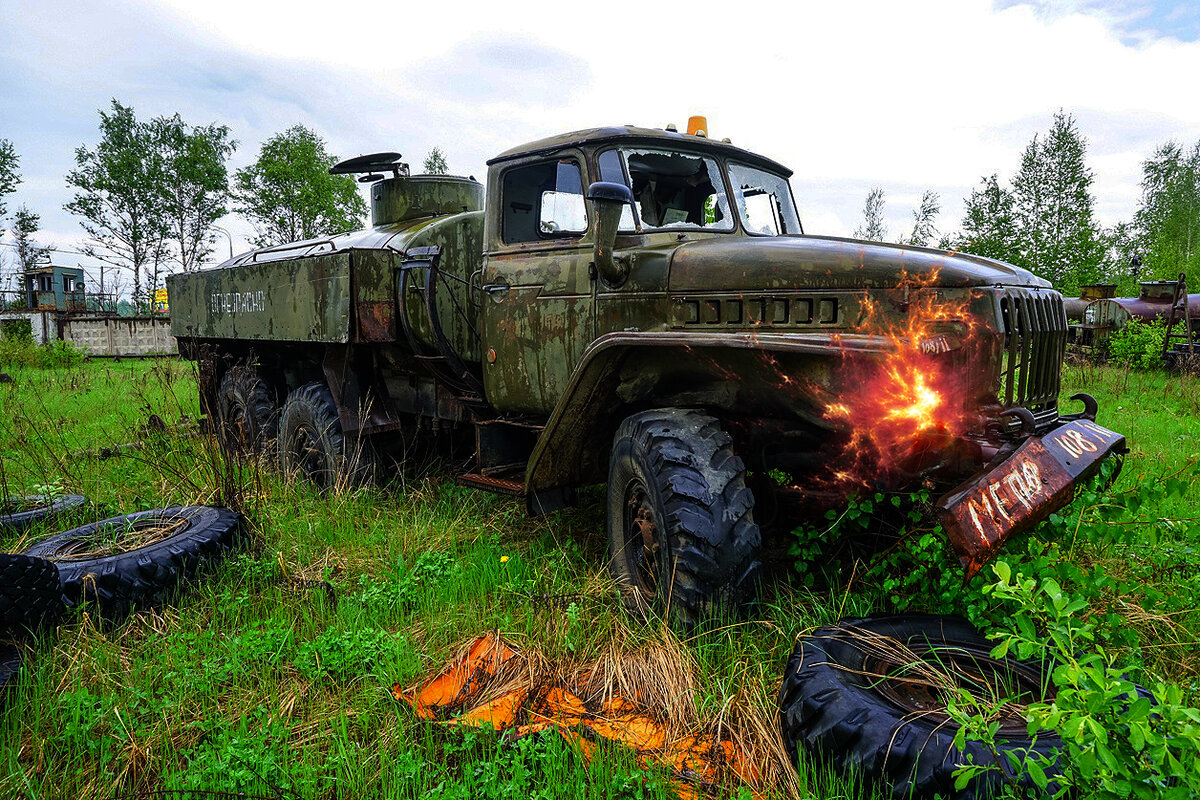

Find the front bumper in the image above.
[{"left": 936, "top": 395, "right": 1127, "bottom": 578}]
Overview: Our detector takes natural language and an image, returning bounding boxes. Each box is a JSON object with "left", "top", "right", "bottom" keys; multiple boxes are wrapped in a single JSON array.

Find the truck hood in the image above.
[{"left": 666, "top": 234, "right": 1051, "bottom": 292}]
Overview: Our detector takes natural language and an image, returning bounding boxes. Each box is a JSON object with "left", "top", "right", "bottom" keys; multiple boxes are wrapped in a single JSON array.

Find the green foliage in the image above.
[
  {"left": 853, "top": 187, "right": 887, "bottom": 242},
  {"left": 789, "top": 489, "right": 987, "bottom": 619},
  {"left": 953, "top": 173, "right": 1019, "bottom": 262},
  {"left": 234, "top": 124, "right": 368, "bottom": 247},
  {"left": 964, "top": 563, "right": 1200, "bottom": 799},
  {"left": 1108, "top": 318, "right": 1167, "bottom": 370},
  {"left": 899, "top": 190, "right": 941, "bottom": 247},
  {"left": 66, "top": 101, "right": 236, "bottom": 304},
  {"left": 423, "top": 147, "right": 449, "bottom": 175},
  {"left": 65, "top": 100, "right": 168, "bottom": 306},
  {"left": 0, "top": 337, "right": 86, "bottom": 368},
  {"left": 171, "top": 712, "right": 306, "bottom": 794},
  {"left": 10, "top": 205, "right": 52, "bottom": 271},
  {"left": 1012, "top": 111, "right": 1104, "bottom": 294},
  {"left": 295, "top": 627, "right": 407, "bottom": 680},
  {"left": 1, "top": 318, "right": 33, "bottom": 343},
  {"left": 1133, "top": 140, "right": 1200, "bottom": 281},
  {"left": 354, "top": 549, "right": 461, "bottom": 612},
  {"left": 0, "top": 137, "right": 18, "bottom": 221},
  {"left": 149, "top": 113, "right": 237, "bottom": 272}
]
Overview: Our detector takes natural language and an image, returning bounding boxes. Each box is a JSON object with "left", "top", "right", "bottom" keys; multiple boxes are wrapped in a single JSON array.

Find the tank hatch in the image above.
[{"left": 329, "top": 151, "right": 483, "bottom": 226}]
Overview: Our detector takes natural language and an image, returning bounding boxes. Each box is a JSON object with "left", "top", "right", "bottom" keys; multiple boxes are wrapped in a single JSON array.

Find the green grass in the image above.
[{"left": 0, "top": 357, "right": 1195, "bottom": 798}]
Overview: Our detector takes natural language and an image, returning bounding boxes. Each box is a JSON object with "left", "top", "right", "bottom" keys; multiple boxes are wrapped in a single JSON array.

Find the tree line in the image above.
[
  {"left": 4, "top": 103, "right": 1197, "bottom": 307},
  {"left": 852, "top": 110, "right": 1199, "bottom": 297},
  {"left": 0, "top": 100, "right": 452, "bottom": 308}
]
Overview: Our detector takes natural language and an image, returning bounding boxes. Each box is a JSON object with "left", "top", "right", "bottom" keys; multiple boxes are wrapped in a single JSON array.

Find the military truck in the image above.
[{"left": 167, "top": 122, "right": 1125, "bottom": 625}]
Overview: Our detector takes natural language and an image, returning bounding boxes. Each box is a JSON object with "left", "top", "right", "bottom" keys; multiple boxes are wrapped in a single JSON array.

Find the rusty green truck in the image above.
[{"left": 167, "top": 124, "right": 1125, "bottom": 625}]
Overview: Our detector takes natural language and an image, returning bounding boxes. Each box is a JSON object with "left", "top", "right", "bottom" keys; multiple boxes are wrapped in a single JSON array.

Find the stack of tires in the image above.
[{"left": 1, "top": 497, "right": 242, "bottom": 697}]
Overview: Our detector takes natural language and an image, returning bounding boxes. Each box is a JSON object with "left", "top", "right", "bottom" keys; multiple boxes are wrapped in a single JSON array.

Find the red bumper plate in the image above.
[{"left": 937, "top": 419, "right": 1126, "bottom": 578}]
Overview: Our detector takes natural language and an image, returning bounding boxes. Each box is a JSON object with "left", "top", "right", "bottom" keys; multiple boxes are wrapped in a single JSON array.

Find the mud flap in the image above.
[{"left": 937, "top": 419, "right": 1127, "bottom": 577}]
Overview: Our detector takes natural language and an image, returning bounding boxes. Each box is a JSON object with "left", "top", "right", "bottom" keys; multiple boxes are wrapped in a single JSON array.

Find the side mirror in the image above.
[{"left": 586, "top": 181, "right": 633, "bottom": 286}]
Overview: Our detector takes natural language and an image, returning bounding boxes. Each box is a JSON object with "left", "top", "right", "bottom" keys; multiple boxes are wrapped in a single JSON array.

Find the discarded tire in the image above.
[
  {"left": 0, "top": 644, "right": 22, "bottom": 695},
  {"left": 606, "top": 408, "right": 761, "bottom": 628},
  {"left": 279, "top": 382, "right": 374, "bottom": 490},
  {"left": 0, "top": 553, "right": 63, "bottom": 633},
  {"left": 22, "top": 506, "right": 242, "bottom": 615},
  {"left": 216, "top": 365, "right": 279, "bottom": 454},
  {"left": 0, "top": 494, "right": 87, "bottom": 534},
  {"left": 779, "top": 615, "right": 1061, "bottom": 799}
]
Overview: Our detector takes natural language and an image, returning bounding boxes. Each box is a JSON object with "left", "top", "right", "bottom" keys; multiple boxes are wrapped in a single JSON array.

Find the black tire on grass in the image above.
[
  {"left": 22, "top": 506, "right": 242, "bottom": 615},
  {"left": 606, "top": 408, "right": 761, "bottom": 629},
  {"left": 0, "top": 644, "right": 22, "bottom": 696},
  {"left": 216, "top": 365, "right": 279, "bottom": 455},
  {"left": 0, "top": 553, "right": 63, "bottom": 634},
  {"left": 0, "top": 494, "right": 87, "bottom": 534},
  {"left": 779, "top": 614, "right": 1063, "bottom": 799},
  {"left": 278, "top": 382, "right": 374, "bottom": 490}
]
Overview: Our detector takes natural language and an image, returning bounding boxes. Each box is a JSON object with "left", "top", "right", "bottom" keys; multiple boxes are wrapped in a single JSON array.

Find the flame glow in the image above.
[{"left": 815, "top": 270, "right": 991, "bottom": 489}]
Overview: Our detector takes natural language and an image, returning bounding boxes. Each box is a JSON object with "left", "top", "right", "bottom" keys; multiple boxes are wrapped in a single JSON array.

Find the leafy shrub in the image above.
[
  {"left": 788, "top": 459, "right": 1192, "bottom": 647},
  {"left": 354, "top": 549, "right": 460, "bottom": 612},
  {"left": 0, "top": 336, "right": 87, "bottom": 368},
  {"left": 1, "top": 318, "right": 33, "bottom": 343},
  {"left": 295, "top": 627, "right": 407, "bottom": 680},
  {"left": 172, "top": 712, "right": 310, "bottom": 794},
  {"left": 1108, "top": 318, "right": 1167, "bottom": 370},
  {"left": 953, "top": 562, "right": 1200, "bottom": 799}
]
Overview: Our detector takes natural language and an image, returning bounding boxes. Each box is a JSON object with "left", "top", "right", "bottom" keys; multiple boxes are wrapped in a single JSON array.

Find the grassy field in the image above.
[{"left": 0, "top": 357, "right": 1196, "bottom": 799}]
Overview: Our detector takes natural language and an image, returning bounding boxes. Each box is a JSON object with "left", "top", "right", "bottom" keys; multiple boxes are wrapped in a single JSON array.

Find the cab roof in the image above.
[{"left": 487, "top": 125, "right": 792, "bottom": 177}]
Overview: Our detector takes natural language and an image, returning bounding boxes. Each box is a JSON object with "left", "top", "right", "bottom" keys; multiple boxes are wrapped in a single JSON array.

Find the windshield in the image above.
[
  {"left": 619, "top": 148, "right": 734, "bottom": 231},
  {"left": 728, "top": 162, "right": 802, "bottom": 236}
]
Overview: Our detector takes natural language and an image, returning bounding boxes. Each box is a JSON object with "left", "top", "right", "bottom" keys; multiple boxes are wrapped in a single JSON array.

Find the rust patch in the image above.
[{"left": 356, "top": 300, "right": 396, "bottom": 342}]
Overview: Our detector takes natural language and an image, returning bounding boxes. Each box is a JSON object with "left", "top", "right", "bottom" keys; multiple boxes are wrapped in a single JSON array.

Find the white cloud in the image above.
[{"left": 3, "top": 0, "right": 1200, "bottom": 274}]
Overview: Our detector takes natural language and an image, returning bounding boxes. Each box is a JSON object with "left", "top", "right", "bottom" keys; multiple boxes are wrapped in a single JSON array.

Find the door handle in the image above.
[{"left": 481, "top": 283, "right": 510, "bottom": 296}]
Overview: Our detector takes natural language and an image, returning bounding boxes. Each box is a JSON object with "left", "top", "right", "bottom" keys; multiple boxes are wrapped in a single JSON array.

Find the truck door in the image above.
[{"left": 480, "top": 155, "right": 595, "bottom": 415}]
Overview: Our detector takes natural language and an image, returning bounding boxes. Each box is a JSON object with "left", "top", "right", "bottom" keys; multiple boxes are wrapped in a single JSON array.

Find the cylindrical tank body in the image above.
[
  {"left": 1065, "top": 283, "right": 1117, "bottom": 322},
  {"left": 371, "top": 176, "right": 484, "bottom": 226},
  {"left": 1110, "top": 281, "right": 1200, "bottom": 324}
]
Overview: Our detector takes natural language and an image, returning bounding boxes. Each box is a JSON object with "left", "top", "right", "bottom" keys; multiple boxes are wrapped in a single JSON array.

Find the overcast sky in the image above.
[{"left": 3, "top": 0, "right": 1200, "bottom": 285}]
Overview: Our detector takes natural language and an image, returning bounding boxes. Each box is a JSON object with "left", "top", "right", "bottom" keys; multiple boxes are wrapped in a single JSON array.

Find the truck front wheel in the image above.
[
  {"left": 606, "top": 409, "right": 761, "bottom": 628},
  {"left": 278, "top": 382, "right": 373, "bottom": 490}
]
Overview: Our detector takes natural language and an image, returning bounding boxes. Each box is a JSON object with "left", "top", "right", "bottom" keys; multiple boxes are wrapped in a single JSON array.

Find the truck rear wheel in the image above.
[
  {"left": 216, "top": 366, "right": 278, "bottom": 454},
  {"left": 606, "top": 409, "right": 761, "bottom": 628},
  {"left": 279, "top": 382, "right": 373, "bottom": 490}
]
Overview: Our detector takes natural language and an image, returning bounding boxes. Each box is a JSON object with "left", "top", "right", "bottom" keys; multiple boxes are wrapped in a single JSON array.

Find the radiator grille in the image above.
[{"left": 999, "top": 290, "right": 1067, "bottom": 423}]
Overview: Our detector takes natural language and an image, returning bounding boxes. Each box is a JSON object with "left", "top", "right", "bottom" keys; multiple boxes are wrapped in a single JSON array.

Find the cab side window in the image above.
[{"left": 501, "top": 159, "right": 586, "bottom": 244}]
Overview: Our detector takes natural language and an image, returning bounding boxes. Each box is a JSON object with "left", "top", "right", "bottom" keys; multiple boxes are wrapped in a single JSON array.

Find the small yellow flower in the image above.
[{"left": 500, "top": 555, "right": 510, "bottom": 563}]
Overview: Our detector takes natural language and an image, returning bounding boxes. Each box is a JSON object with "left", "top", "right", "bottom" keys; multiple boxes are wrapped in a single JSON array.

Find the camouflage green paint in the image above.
[
  {"left": 167, "top": 252, "right": 351, "bottom": 343},
  {"left": 371, "top": 176, "right": 484, "bottom": 227}
]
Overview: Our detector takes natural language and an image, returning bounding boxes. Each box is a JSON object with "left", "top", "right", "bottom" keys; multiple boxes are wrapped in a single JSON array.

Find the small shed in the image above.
[{"left": 23, "top": 264, "right": 86, "bottom": 311}]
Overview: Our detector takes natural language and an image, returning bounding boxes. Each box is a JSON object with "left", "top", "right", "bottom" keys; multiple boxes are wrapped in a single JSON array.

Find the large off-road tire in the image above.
[
  {"left": 780, "top": 615, "right": 1062, "bottom": 799},
  {"left": 278, "top": 382, "right": 374, "bottom": 490},
  {"left": 215, "top": 366, "right": 279, "bottom": 454},
  {"left": 22, "top": 506, "right": 242, "bottom": 615},
  {"left": 0, "top": 644, "right": 22, "bottom": 697},
  {"left": 606, "top": 408, "right": 761, "bottom": 629},
  {"left": 0, "top": 494, "right": 87, "bottom": 534},
  {"left": 0, "top": 553, "right": 63, "bottom": 633}
]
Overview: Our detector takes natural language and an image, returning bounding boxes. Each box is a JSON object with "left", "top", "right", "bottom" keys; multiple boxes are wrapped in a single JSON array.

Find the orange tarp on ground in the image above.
[{"left": 392, "top": 633, "right": 761, "bottom": 799}]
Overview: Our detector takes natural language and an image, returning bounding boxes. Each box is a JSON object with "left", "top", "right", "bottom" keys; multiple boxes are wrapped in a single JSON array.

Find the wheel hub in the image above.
[
  {"left": 624, "top": 481, "right": 661, "bottom": 599},
  {"left": 865, "top": 644, "right": 1048, "bottom": 735}
]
